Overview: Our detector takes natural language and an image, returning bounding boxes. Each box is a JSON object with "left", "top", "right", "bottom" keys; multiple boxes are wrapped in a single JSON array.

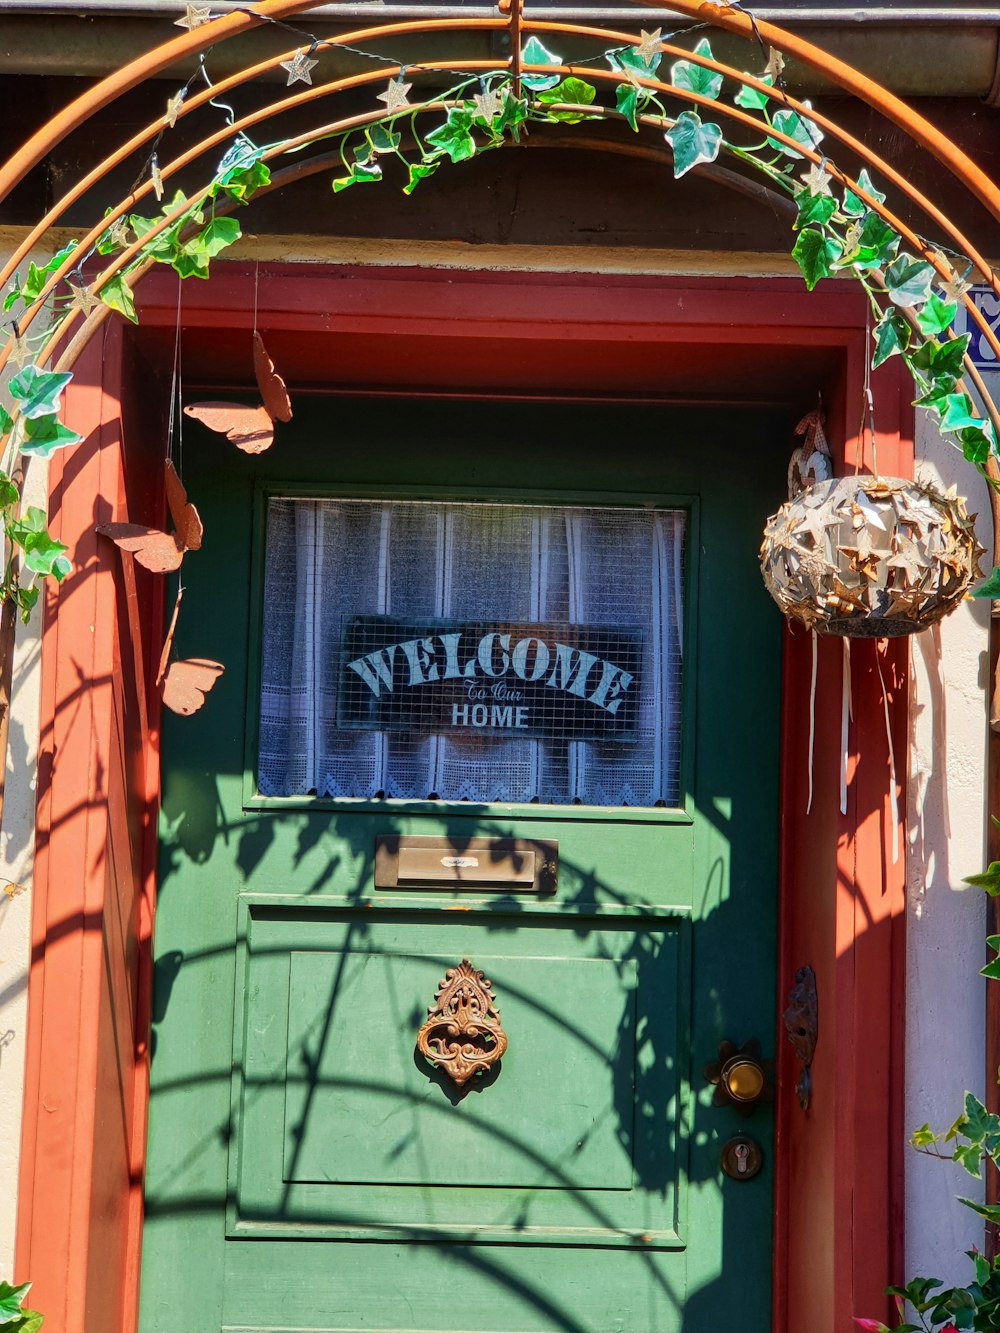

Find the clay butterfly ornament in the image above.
[
  {"left": 97, "top": 464, "right": 224, "bottom": 717},
  {"left": 95, "top": 459, "right": 203, "bottom": 571},
  {"left": 183, "top": 332, "right": 292, "bottom": 453},
  {"left": 161, "top": 657, "right": 225, "bottom": 716}
]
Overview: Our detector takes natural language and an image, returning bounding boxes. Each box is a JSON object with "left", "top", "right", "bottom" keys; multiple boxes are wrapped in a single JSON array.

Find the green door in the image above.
[{"left": 140, "top": 396, "right": 784, "bottom": 1333}]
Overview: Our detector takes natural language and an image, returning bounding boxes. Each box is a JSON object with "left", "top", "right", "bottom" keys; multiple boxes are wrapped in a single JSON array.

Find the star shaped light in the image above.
[
  {"left": 175, "top": 4, "right": 213, "bottom": 30},
  {"left": 800, "top": 161, "right": 832, "bottom": 197},
  {"left": 472, "top": 87, "right": 501, "bottom": 121},
  {"left": 150, "top": 155, "right": 164, "bottom": 201},
  {"left": 941, "top": 273, "right": 973, "bottom": 303},
  {"left": 7, "top": 332, "right": 31, "bottom": 368},
  {"left": 764, "top": 47, "right": 785, "bottom": 81},
  {"left": 281, "top": 48, "right": 319, "bottom": 87},
  {"left": 843, "top": 220, "right": 864, "bottom": 254},
  {"left": 377, "top": 75, "right": 412, "bottom": 113},
  {"left": 165, "top": 89, "right": 187, "bottom": 129},
  {"left": 106, "top": 217, "right": 130, "bottom": 250},
  {"left": 68, "top": 281, "right": 99, "bottom": 317},
  {"left": 634, "top": 29, "right": 664, "bottom": 61}
]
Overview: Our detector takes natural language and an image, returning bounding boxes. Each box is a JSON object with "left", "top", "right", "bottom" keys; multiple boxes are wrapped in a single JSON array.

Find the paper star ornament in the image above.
[
  {"left": 377, "top": 76, "right": 412, "bottom": 113},
  {"left": 175, "top": 4, "right": 213, "bottom": 29}
]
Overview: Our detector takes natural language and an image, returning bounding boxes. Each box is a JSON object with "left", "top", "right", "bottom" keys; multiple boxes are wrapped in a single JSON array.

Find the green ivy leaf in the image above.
[
  {"left": 520, "top": 36, "right": 562, "bottom": 91},
  {"left": 609, "top": 46, "right": 661, "bottom": 83},
  {"left": 7, "top": 508, "right": 70, "bottom": 580},
  {"left": 403, "top": 160, "right": 440, "bottom": 195},
  {"left": 23, "top": 241, "right": 79, "bottom": 302},
  {"left": 367, "top": 122, "right": 401, "bottom": 156},
  {"left": 872, "top": 309, "right": 910, "bottom": 367},
  {"left": 793, "top": 187, "right": 836, "bottom": 231},
  {"left": 885, "top": 253, "right": 936, "bottom": 308},
  {"left": 768, "top": 105, "right": 823, "bottom": 159},
  {"left": 537, "top": 77, "right": 596, "bottom": 124},
  {"left": 916, "top": 293, "right": 958, "bottom": 337},
  {"left": 617, "top": 83, "right": 639, "bottom": 131},
  {"left": 909, "top": 333, "right": 970, "bottom": 383},
  {"left": 734, "top": 74, "right": 773, "bottom": 109},
  {"left": 935, "top": 392, "right": 984, "bottom": 434},
  {"left": 8, "top": 366, "right": 73, "bottom": 420},
  {"left": 2, "top": 284, "right": 22, "bottom": 313},
  {"left": 791, "top": 227, "right": 842, "bottom": 290},
  {"left": 495, "top": 90, "right": 528, "bottom": 137},
  {"left": 97, "top": 273, "right": 138, "bottom": 323},
  {"left": 215, "top": 157, "right": 270, "bottom": 203},
  {"left": 840, "top": 212, "right": 899, "bottom": 271},
  {"left": 670, "top": 38, "right": 722, "bottom": 101},
  {"left": 982, "top": 935, "right": 1000, "bottom": 980},
  {"left": 665, "top": 111, "right": 723, "bottom": 178},
  {"left": 971, "top": 570, "right": 1000, "bottom": 600},
  {"left": 16, "top": 585, "right": 39, "bottom": 626},
  {"left": 842, "top": 168, "right": 886, "bottom": 217},
  {"left": 424, "top": 108, "right": 477, "bottom": 163},
  {"left": 909, "top": 1123, "right": 941, "bottom": 1148},
  {"left": 0, "top": 404, "right": 13, "bottom": 438},
  {"left": 958, "top": 423, "right": 995, "bottom": 465},
  {"left": 184, "top": 216, "right": 241, "bottom": 262},
  {"left": 332, "top": 159, "right": 382, "bottom": 192},
  {"left": 0, "top": 471, "right": 18, "bottom": 507},
  {"left": 20, "top": 412, "right": 83, "bottom": 457}
]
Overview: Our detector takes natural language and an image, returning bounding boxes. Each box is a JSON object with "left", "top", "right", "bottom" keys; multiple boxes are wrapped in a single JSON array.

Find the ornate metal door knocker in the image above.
[{"left": 416, "top": 959, "right": 508, "bottom": 1088}]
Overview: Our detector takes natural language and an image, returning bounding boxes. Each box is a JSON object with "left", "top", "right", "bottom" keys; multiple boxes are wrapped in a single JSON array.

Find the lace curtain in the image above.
[{"left": 258, "top": 498, "right": 685, "bottom": 806}]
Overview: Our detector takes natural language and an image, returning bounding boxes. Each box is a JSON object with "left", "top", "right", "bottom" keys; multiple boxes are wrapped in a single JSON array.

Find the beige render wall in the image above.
[
  {"left": 905, "top": 380, "right": 995, "bottom": 1289},
  {"left": 0, "top": 453, "right": 44, "bottom": 1281}
]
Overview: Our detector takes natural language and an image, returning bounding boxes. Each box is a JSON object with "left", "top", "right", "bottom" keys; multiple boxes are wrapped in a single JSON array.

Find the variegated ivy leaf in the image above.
[
  {"left": 767, "top": 105, "right": 823, "bottom": 160},
  {"left": 842, "top": 168, "right": 886, "bottom": 218},
  {"left": 884, "top": 252, "right": 936, "bottom": 308},
  {"left": 8, "top": 365, "right": 73, "bottom": 420},
  {"left": 520, "top": 37, "right": 562, "bottom": 91},
  {"left": 665, "top": 111, "right": 722, "bottom": 178},
  {"left": 670, "top": 39, "right": 723, "bottom": 101},
  {"left": 734, "top": 74, "right": 773, "bottom": 110}
]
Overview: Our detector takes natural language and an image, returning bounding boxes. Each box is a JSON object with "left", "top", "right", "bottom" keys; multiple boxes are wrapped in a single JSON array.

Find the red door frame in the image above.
[{"left": 15, "top": 263, "right": 910, "bottom": 1333}]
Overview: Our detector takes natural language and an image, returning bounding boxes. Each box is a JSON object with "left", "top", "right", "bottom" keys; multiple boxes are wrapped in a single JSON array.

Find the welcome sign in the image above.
[{"left": 338, "top": 616, "right": 643, "bottom": 743}]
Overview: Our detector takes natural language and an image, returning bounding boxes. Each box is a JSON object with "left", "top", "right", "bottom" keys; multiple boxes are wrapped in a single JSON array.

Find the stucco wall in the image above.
[
  {"left": 0, "top": 452, "right": 45, "bottom": 1279},
  {"left": 905, "top": 379, "right": 995, "bottom": 1290}
]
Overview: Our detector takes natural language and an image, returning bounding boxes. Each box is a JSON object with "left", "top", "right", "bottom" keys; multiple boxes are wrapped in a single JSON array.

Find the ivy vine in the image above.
[{"left": 0, "top": 29, "right": 996, "bottom": 622}]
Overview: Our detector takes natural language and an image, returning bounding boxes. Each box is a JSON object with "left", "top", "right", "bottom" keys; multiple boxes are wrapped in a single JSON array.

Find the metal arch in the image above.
[
  {"left": 2, "top": 14, "right": 995, "bottom": 307},
  {"left": 0, "top": 3, "right": 997, "bottom": 442},
  {"left": 9, "top": 55, "right": 1000, "bottom": 435},
  {"left": 1, "top": 0, "right": 998, "bottom": 230}
]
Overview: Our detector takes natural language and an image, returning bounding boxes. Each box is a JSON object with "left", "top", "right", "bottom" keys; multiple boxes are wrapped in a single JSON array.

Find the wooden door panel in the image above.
[{"left": 231, "top": 901, "right": 684, "bottom": 1244}]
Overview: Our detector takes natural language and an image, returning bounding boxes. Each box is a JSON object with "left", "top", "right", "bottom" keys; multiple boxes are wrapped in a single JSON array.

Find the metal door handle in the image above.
[{"left": 704, "top": 1038, "right": 774, "bottom": 1112}]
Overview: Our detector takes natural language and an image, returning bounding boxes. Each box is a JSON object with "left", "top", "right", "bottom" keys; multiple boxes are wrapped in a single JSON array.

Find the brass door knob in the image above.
[{"left": 704, "top": 1039, "right": 774, "bottom": 1113}]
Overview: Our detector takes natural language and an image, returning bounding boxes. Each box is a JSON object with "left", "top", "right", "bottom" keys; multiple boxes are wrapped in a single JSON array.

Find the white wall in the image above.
[
  {"left": 0, "top": 450, "right": 45, "bottom": 1280},
  {"left": 905, "top": 383, "right": 995, "bottom": 1289}
]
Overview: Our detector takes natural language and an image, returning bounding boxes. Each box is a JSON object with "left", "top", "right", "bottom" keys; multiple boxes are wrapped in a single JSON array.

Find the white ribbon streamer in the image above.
[
  {"left": 807, "top": 630, "right": 818, "bottom": 815},
  {"left": 875, "top": 645, "right": 900, "bottom": 865},
  {"left": 840, "top": 638, "right": 852, "bottom": 815}
]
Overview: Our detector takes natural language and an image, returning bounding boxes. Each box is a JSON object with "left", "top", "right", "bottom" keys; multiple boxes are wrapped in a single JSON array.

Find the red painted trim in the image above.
[{"left": 18, "top": 264, "right": 907, "bottom": 1333}]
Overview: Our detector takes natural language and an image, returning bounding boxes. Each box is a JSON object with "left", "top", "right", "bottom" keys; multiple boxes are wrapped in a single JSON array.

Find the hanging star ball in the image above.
[{"left": 760, "top": 475, "right": 984, "bottom": 637}]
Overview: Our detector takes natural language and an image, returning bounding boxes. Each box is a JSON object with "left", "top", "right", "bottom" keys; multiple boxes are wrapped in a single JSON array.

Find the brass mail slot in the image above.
[{"left": 374, "top": 836, "right": 557, "bottom": 893}]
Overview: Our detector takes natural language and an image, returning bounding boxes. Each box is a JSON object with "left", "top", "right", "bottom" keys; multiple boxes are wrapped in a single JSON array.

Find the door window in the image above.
[{"left": 258, "top": 497, "right": 685, "bottom": 806}]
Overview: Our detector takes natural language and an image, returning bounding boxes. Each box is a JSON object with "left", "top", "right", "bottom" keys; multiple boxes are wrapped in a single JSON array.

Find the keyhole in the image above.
[{"left": 735, "top": 1142, "right": 749, "bottom": 1174}]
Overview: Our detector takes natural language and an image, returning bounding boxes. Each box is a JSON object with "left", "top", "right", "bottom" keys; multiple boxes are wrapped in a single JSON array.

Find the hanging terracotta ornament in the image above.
[
  {"left": 161, "top": 658, "right": 225, "bottom": 716},
  {"left": 184, "top": 333, "right": 292, "bottom": 452},
  {"left": 96, "top": 459, "right": 203, "bottom": 571},
  {"left": 760, "top": 474, "right": 984, "bottom": 637},
  {"left": 183, "top": 401, "right": 274, "bottom": 453},
  {"left": 252, "top": 331, "right": 292, "bottom": 422}
]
